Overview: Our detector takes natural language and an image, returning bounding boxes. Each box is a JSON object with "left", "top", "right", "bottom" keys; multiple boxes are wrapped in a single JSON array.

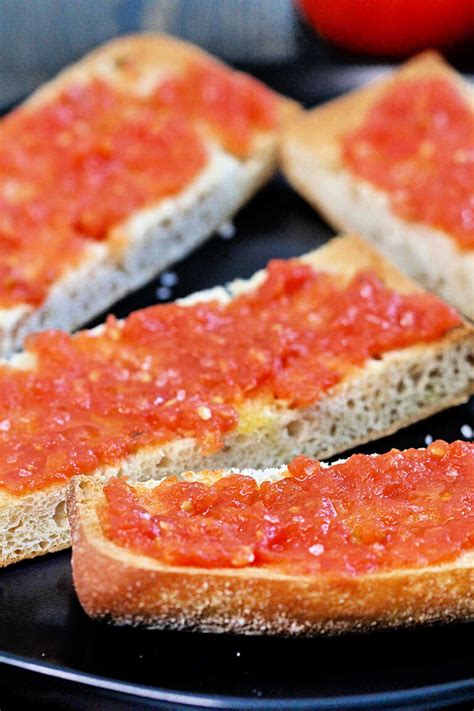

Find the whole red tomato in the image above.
[{"left": 296, "top": 0, "right": 474, "bottom": 56}]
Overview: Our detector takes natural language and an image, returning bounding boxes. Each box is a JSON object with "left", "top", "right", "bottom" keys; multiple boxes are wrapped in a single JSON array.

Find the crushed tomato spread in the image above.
[
  {"left": 101, "top": 440, "right": 474, "bottom": 575},
  {"left": 0, "top": 260, "right": 461, "bottom": 495},
  {"left": 343, "top": 78, "right": 474, "bottom": 250},
  {"left": 0, "top": 58, "right": 277, "bottom": 307}
]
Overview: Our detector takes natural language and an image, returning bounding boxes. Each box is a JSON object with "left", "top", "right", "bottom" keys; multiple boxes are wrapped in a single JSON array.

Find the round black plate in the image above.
[
  {"left": 0, "top": 179, "right": 473, "bottom": 710},
  {"left": 1, "top": 20, "right": 473, "bottom": 710}
]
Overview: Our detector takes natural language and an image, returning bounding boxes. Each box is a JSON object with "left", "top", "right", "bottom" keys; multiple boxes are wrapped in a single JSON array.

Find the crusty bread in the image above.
[
  {"left": 1, "top": 235, "right": 473, "bottom": 567},
  {"left": 0, "top": 33, "right": 296, "bottom": 356},
  {"left": 67, "top": 458, "right": 474, "bottom": 636},
  {"left": 281, "top": 51, "right": 474, "bottom": 320}
]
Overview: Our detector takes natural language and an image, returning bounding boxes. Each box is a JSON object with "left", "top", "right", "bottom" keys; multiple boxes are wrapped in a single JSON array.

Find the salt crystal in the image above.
[
  {"left": 400, "top": 312, "right": 415, "bottom": 327},
  {"left": 160, "top": 271, "right": 179, "bottom": 287},
  {"left": 218, "top": 222, "right": 236, "bottom": 240},
  {"left": 460, "top": 424, "right": 473, "bottom": 439},
  {"left": 156, "top": 286, "right": 172, "bottom": 301},
  {"left": 445, "top": 467, "right": 458, "bottom": 480},
  {"left": 197, "top": 405, "right": 212, "bottom": 420}
]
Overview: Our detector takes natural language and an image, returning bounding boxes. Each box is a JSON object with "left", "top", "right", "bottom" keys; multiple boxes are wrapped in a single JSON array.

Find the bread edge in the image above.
[{"left": 67, "top": 466, "right": 474, "bottom": 636}]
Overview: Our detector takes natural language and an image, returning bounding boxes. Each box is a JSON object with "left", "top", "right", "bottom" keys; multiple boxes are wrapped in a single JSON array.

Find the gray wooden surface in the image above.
[{"left": 0, "top": 0, "right": 298, "bottom": 107}]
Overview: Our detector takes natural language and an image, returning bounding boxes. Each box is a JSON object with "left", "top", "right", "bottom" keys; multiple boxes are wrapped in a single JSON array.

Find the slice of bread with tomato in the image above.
[
  {"left": 0, "top": 33, "right": 296, "bottom": 356},
  {"left": 281, "top": 52, "right": 474, "bottom": 319},
  {"left": 1, "top": 235, "right": 472, "bottom": 567},
  {"left": 68, "top": 439, "right": 474, "bottom": 635}
]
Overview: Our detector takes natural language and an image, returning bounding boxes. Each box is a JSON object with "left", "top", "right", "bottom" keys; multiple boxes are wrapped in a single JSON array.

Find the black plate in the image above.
[{"left": 1, "top": 25, "right": 474, "bottom": 711}]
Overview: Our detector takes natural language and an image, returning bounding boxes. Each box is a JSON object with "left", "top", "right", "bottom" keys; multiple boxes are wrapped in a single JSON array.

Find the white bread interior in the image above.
[
  {"left": 281, "top": 51, "right": 474, "bottom": 320},
  {"left": 1, "top": 235, "right": 472, "bottom": 567}
]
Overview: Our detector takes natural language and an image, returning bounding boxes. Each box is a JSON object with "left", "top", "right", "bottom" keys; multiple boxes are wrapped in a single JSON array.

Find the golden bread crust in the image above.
[
  {"left": 26, "top": 33, "right": 298, "bottom": 130},
  {"left": 68, "top": 474, "right": 474, "bottom": 635},
  {"left": 281, "top": 51, "right": 468, "bottom": 172}
]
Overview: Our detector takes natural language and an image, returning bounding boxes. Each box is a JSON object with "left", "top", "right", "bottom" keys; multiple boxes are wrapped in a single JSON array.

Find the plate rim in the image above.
[{"left": 1, "top": 649, "right": 473, "bottom": 710}]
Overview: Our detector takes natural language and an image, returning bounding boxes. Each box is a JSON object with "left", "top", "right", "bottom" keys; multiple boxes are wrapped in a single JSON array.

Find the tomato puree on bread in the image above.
[
  {"left": 0, "top": 59, "right": 277, "bottom": 307},
  {"left": 343, "top": 78, "right": 474, "bottom": 250},
  {"left": 101, "top": 440, "right": 474, "bottom": 575},
  {"left": 0, "top": 260, "right": 461, "bottom": 495}
]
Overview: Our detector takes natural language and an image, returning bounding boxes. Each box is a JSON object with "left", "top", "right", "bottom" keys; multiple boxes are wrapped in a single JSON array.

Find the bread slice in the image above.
[
  {"left": 0, "top": 33, "right": 296, "bottom": 356},
  {"left": 281, "top": 51, "right": 474, "bottom": 320},
  {"left": 1, "top": 235, "right": 473, "bottom": 567},
  {"left": 67, "top": 448, "right": 474, "bottom": 636}
]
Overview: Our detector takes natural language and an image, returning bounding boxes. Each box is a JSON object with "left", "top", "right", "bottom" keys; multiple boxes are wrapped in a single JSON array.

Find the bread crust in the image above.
[
  {"left": 281, "top": 51, "right": 474, "bottom": 318},
  {"left": 1, "top": 235, "right": 473, "bottom": 567},
  {"left": 0, "top": 33, "right": 297, "bottom": 355},
  {"left": 68, "top": 473, "right": 474, "bottom": 636},
  {"left": 24, "top": 33, "right": 296, "bottom": 139},
  {"left": 282, "top": 51, "right": 469, "bottom": 173}
]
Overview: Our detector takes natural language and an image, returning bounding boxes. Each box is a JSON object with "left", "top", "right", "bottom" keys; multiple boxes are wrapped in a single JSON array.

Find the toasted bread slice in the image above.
[
  {"left": 68, "top": 444, "right": 474, "bottom": 635},
  {"left": 0, "top": 33, "right": 297, "bottom": 356},
  {"left": 281, "top": 51, "right": 474, "bottom": 319},
  {"left": 1, "top": 235, "right": 473, "bottom": 567}
]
